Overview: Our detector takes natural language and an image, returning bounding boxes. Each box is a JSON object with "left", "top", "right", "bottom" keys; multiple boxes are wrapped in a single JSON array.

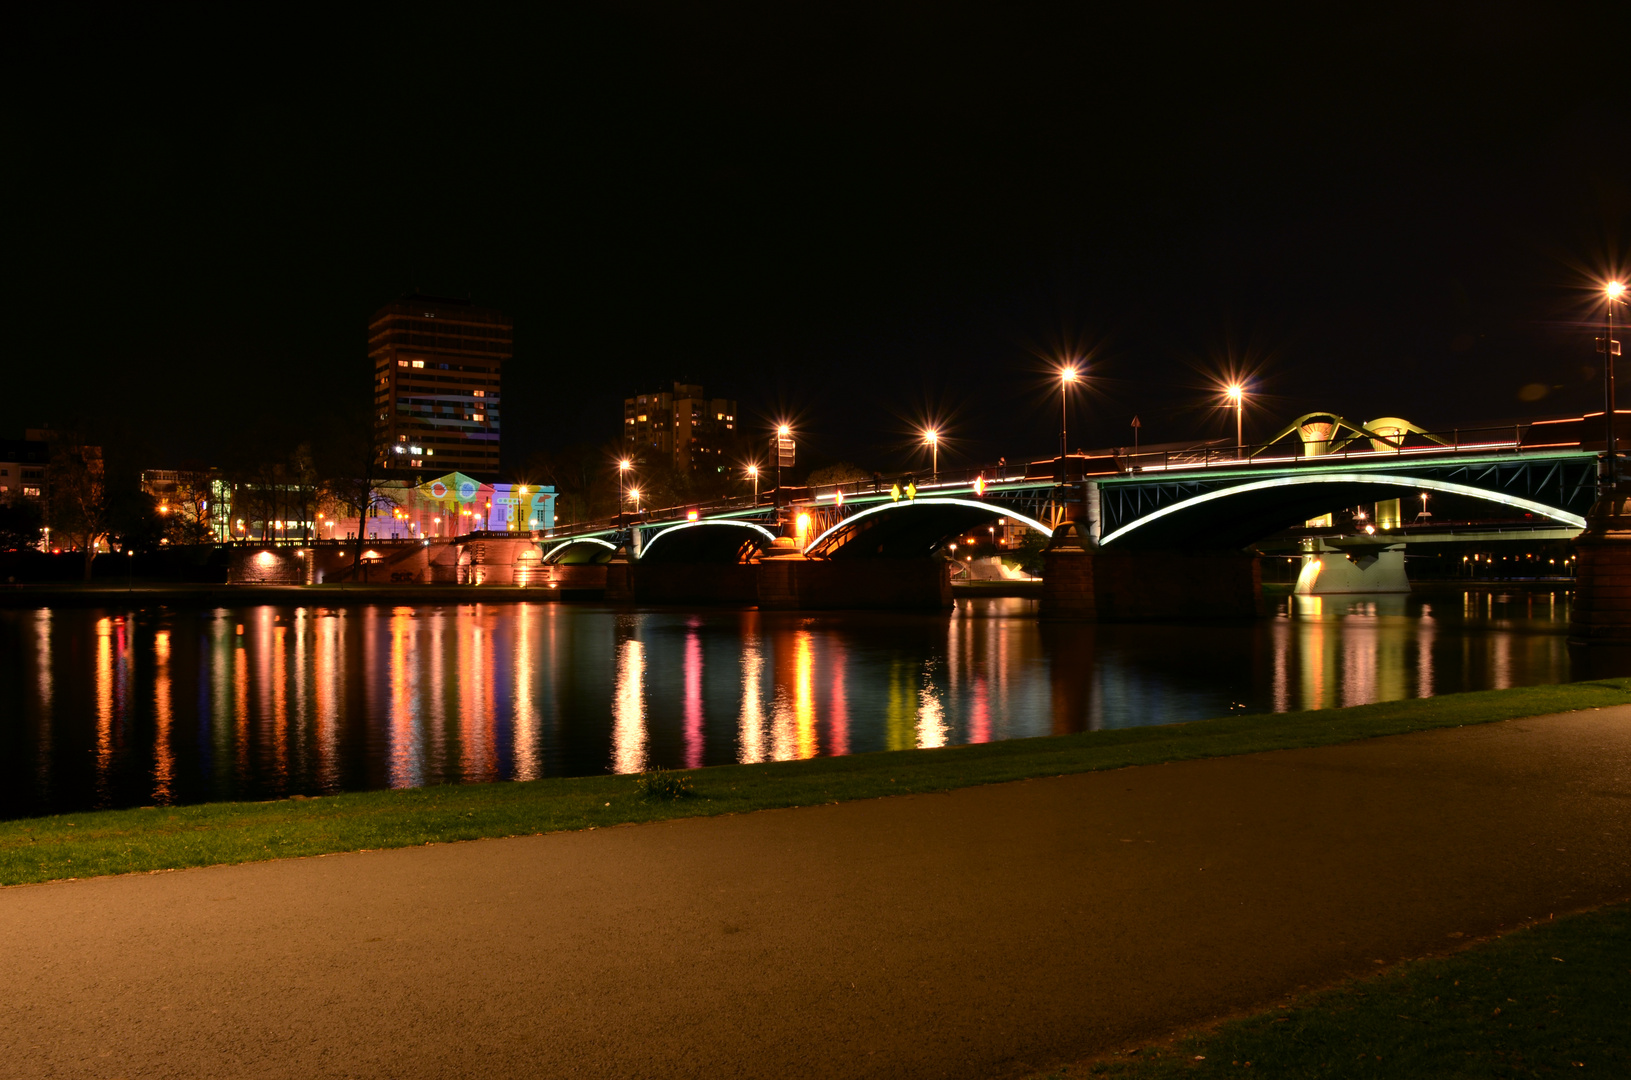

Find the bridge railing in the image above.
[{"left": 1116, "top": 423, "right": 1548, "bottom": 476}]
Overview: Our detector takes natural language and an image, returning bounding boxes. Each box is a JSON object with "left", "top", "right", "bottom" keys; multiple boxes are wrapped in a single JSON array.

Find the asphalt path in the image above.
[{"left": 4, "top": 708, "right": 1630, "bottom": 1079}]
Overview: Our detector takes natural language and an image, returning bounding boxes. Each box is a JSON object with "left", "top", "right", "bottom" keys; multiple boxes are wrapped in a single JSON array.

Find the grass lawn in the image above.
[
  {"left": 3, "top": 677, "right": 1630, "bottom": 888},
  {"left": 1035, "top": 902, "right": 1631, "bottom": 1078}
]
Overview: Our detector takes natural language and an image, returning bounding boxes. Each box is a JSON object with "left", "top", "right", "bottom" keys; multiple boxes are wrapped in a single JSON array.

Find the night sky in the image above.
[{"left": 8, "top": 4, "right": 1631, "bottom": 479}]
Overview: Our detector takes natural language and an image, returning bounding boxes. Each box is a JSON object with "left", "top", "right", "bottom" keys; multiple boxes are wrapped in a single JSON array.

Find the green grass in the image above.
[
  {"left": 4, "top": 678, "right": 1631, "bottom": 887},
  {"left": 1035, "top": 903, "right": 1631, "bottom": 1079}
]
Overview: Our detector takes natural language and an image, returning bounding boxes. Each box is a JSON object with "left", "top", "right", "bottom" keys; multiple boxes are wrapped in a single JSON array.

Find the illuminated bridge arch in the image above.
[
  {"left": 639, "top": 519, "right": 778, "bottom": 564},
  {"left": 540, "top": 537, "right": 618, "bottom": 565},
  {"left": 803, "top": 498, "right": 1054, "bottom": 560},
  {"left": 1099, "top": 472, "right": 1587, "bottom": 550}
]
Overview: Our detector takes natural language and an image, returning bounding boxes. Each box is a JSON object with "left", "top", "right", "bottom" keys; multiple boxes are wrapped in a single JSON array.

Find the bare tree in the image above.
[
  {"left": 319, "top": 412, "right": 398, "bottom": 579},
  {"left": 47, "top": 433, "right": 109, "bottom": 581}
]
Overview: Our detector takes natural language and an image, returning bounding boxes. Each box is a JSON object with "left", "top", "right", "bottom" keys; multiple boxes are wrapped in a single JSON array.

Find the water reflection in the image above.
[
  {"left": 612, "top": 623, "right": 646, "bottom": 774},
  {"left": 0, "top": 589, "right": 1580, "bottom": 819}
]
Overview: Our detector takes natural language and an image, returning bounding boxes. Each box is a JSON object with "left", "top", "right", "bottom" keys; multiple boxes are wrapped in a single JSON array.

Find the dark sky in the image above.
[{"left": 7, "top": 3, "right": 1631, "bottom": 477}]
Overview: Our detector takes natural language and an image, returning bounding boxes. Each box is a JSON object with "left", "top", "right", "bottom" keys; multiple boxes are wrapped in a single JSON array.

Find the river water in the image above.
[{"left": 0, "top": 590, "right": 1575, "bottom": 819}]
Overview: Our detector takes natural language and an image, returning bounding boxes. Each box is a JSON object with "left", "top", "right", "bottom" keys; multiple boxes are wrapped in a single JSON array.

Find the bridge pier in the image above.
[{"left": 1569, "top": 496, "right": 1631, "bottom": 648}]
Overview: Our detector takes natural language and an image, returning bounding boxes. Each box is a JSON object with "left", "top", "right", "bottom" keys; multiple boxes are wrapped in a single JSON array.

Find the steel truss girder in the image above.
[{"left": 1096, "top": 456, "right": 1597, "bottom": 537}]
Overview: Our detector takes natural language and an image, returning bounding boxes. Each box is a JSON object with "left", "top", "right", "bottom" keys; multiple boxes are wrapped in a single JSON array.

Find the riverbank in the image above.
[
  {"left": 6, "top": 677, "right": 1629, "bottom": 887},
  {"left": 5, "top": 701, "right": 1630, "bottom": 1079},
  {"left": 1036, "top": 900, "right": 1630, "bottom": 1078},
  {"left": 0, "top": 581, "right": 565, "bottom": 607}
]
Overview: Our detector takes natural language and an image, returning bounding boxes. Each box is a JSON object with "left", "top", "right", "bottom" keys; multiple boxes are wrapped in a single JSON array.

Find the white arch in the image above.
[
  {"left": 803, "top": 497, "right": 1055, "bottom": 554},
  {"left": 540, "top": 536, "right": 618, "bottom": 563},
  {"left": 1098, "top": 471, "right": 1587, "bottom": 546},
  {"left": 638, "top": 518, "right": 779, "bottom": 560}
]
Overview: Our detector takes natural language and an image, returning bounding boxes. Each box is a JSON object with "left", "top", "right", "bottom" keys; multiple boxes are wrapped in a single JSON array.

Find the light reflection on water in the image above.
[{"left": 0, "top": 591, "right": 1575, "bottom": 819}]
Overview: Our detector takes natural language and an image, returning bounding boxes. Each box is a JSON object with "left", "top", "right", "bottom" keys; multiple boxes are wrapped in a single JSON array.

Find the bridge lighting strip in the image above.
[
  {"left": 638, "top": 519, "right": 779, "bottom": 560},
  {"left": 802, "top": 497, "right": 1055, "bottom": 554},
  {"left": 540, "top": 536, "right": 618, "bottom": 562},
  {"left": 1098, "top": 472, "right": 1588, "bottom": 546},
  {"left": 1129, "top": 442, "right": 1523, "bottom": 475}
]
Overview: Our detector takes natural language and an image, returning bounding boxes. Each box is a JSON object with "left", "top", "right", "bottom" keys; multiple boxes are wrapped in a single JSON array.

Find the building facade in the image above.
[
  {"left": 623, "top": 383, "right": 737, "bottom": 474},
  {"left": 317, "top": 472, "right": 555, "bottom": 542},
  {"left": 0, "top": 437, "right": 49, "bottom": 504},
  {"left": 371, "top": 293, "right": 510, "bottom": 479}
]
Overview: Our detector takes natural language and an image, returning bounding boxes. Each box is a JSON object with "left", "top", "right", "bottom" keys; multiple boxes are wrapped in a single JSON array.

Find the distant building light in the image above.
[{"left": 411, "top": 360, "right": 425, "bottom": 368}]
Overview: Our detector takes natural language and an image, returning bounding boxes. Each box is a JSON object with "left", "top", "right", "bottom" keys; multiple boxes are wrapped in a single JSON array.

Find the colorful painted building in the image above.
[{"left": 320, "top": 472, "right": 555, "bottom": 541}]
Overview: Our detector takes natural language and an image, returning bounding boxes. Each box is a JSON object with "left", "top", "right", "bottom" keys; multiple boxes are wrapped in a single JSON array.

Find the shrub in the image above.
[{"left": 634, "top": 767, "right": 695, "bottom": 800}]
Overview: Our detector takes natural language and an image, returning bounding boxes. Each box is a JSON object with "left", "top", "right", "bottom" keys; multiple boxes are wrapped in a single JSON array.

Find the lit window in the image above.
[
  {"left": 726, "top": 415, "right": 734, "bottom": 421},
  {"left": 473, "top": 390, "right": 485, "bottom": 397},
  {"left": 412, "top": 360, "right": 425, "bottom": 368},
  {"left": 473, "top": 414, "right": 484, "bottom": 421},
  {"left": 637, "top": 414, "right": 647, "bottom": 422},
  {"left": 626, "top": 417, "right": 634, "bottom": 424},
  {"left": 398, "top": 360, "right": 408, "bottom": 367}
]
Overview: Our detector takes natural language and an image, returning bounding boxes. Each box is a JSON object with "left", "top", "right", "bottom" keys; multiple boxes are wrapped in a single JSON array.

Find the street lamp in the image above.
[
  {"left": 775, "top": 425, "right": 792, "bottom": 506},
  {"left": 746, "top": 464, "right": 759, "bottom": 504},
  {"left": 1059, "top": 366, "right": 1079, "bottom": 463},
  {"left": 1226, "top": 383, "right": 1245, "bottom": 459},
  {"left": 629, "top": 487, "right": 642, "bottom": 515},
  {"left": 923, "top": 428, "right": 939, "bottom": 481},
  {"left": 1601, "top": 281, "right": 1625, "bottom": 494}
]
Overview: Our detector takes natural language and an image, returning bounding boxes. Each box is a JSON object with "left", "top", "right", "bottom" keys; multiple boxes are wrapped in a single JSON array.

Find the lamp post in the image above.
[
  {"left": 1226, "top": 383, "right": 1245, "bottom": 459},
  {"left": 747, "top": 464, "right": 759, "bottom": 504},
  {"left": 630, "top": 487, "right": 642, "bottom": 515},
  {"left": 1059, "top": 366, "right": 1079, "bottom": 464},
  {"left": 923, "top": 428, "right": 939, "bottom": 482},
  {"left": 775, "top": 425, "right": 792, "bottom": 507},
  {"left": 1602, "top": 281, "right": 1626, "bottom": 495},
  {"left": 618, "top": 458, "right": 632, "bottom": 523}
]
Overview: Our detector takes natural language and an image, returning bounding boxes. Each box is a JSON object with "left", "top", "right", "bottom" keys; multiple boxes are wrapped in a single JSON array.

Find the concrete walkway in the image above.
[{"left": 4, "top": 709, "right": 1631, "bottom": 1080}]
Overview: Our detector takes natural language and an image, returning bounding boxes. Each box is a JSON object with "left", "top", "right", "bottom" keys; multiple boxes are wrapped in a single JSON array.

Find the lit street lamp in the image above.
[
  {"left": 1059, "top": 365, "right": 1079, "bottom": 463},
  {"left": 923, "top": 428, "right": 939, "bottom": 481},
  {"left": 774, "top": 425, "right": 793, "bottom": 507},
  {"left": 618, "top": 458, "right": 632, "bottom": 522},
  {"left": 1226, "top": 383, "right": 1245, "bottom": 459},
  {"left": 1601, "top": 281, "right": 1625, "bottom": 494},
  {"left": 746, "top": 464, "right": 759, "bottom": 504}
]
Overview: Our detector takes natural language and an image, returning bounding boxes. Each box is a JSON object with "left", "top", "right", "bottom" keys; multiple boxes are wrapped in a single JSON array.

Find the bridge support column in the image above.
[
  {"left": 1569, "top": 496, "right": 1631, "bottom": 648},
  {"left": 1039, "top": 523, "right": 1096, "bottom": 620},
  {"left": 605, "top": 547, "right": 635, "bottom": 604}
]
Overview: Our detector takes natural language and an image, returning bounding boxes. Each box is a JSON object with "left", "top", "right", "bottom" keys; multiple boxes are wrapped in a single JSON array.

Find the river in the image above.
[{"left": 0, "top": 589, "right": 1574, "bottom": 819}]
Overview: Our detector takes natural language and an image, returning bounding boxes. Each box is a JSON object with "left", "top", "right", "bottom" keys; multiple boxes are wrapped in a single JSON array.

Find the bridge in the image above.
[{"left": 265, "top": 409, "right": 1609, "bottom": 616}]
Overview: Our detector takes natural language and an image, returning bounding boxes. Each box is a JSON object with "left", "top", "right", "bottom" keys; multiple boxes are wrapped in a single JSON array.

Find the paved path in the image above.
[{"left": 4, "top": 709, "right": 1631, "bottom": 1080}]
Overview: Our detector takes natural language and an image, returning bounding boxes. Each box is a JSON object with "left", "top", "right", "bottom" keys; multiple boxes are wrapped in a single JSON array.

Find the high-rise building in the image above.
[
  {"left": 371, "top": 293, "right": 511, "bottom": 478},
  {"left": 623, "top": 383, "right": 737, "bottom": 474}
]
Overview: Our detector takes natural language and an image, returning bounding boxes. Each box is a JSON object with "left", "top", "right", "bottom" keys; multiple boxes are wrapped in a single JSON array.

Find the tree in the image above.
[
  {"left": 317, "top": 410, "right": 398, "bottom": 579},
  {"left": 162, "top": 471, "right": 219, "bottom": 546},
  {"left": 806, "top": 462, "right": 872, "bottom": 488},
  {"left": 47, "top": 432, "right": 110, "bottom": 581}
]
